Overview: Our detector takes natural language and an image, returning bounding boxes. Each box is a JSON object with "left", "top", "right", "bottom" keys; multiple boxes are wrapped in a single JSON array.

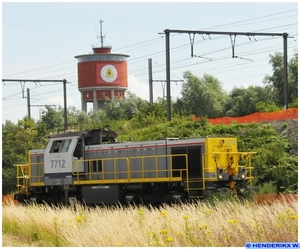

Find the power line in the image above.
[
  {"left": 164, "top": 29, "right": 290, "bottom": 121},
  {"left": 3, "top": 60, "right": 75, "bottom": 78},
  {"left": 2, "top": 79, "right": 69, "bottom": 132},
  {"left": 201, "top": 9, "right": 297, "bottom": 30},
  {"left": 2, "top": 10, "right": 297, "bottom": 122}
]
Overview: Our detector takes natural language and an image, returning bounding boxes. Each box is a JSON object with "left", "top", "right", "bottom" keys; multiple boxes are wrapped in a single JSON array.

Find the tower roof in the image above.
[{"left": 93, "top": 46, "right": 112, "bottom": 54}]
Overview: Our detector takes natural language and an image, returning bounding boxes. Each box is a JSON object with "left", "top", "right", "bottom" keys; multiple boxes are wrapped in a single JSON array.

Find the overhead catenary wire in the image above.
[
  {"left": 3, "top": 38, "right": 296, "bottom": 100},
  {"left": 2, "top": 9, "right": 297, "bottom": 122},
  {"left": 2, "top": 26, "right": 296, "bottom": 83},
  {"left": 3, "top": 9, "right": 296, "bottom": 79},
  {"left": 164, "top": 29, "right": 292, "bottom": 121}
]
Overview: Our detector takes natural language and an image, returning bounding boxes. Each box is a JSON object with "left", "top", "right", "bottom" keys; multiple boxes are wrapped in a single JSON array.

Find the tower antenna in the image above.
[{"left": 99, "top": 19, "right": 104, "bottom": 47}]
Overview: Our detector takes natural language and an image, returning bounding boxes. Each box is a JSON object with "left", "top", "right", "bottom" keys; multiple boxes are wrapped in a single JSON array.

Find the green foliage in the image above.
[
  {"left": 178, "top": 72, "right": 228, "bottom": 118},
  {"left": 76, "top": 110, "right": 90, "bottom": 130},
  {"left": 288, "top": 98, "right": 298, "bottom": 108},
  {"left": 264, "top": 52, "right": 298, "bottom": 107},
  {"left": 41, "top": 106, "right": 64, "bottom": 132},
  {"left": 2, "top": 116, "right": 50, "bottom": 194},
  {"left": 250, "top": 135, "right": 297, "bottom": 194},
  {"left": 288, "top": 53, "right": 298, "bottom": 102},
  {"left": 225, "top": 86, "right": 276, "bottom": 116},
  {"left": 2, "top": 117, "right": 46, "bottom": 168},
  {"left": 130, "top": 102, "right": 166, "bottom": 129},
  {"left": 2, "top": 167, "right": 16, "bottom": 194},
  {"left": 259, "top": 182, "right": 277, "bottom": 194},
  {"left": 86, "top": 109, "right": 108, "bottom": 130},
  {"left": 104, "top": 92, "right": 149, "bottom": 121},
  {"left": 255, "top": 101, "right": 281, "bottom": 112}
]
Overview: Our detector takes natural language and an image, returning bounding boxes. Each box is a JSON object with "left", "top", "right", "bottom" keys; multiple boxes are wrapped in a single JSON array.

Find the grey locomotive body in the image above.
[{"left": 14, "top": 128, "right": 254, "bottom": 205}]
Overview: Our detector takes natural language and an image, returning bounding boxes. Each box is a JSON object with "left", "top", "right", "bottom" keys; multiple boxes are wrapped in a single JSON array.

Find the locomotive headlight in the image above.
[
  {"left": 218, "top": 168, "right": 223, "bottom": 180},
  {"left": 241, "top": 168, "right": 246, "bottom": 179}
]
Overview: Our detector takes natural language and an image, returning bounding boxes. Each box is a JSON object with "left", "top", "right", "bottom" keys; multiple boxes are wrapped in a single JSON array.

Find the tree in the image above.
[
  {"left": 65, "top": 106, "right": 81, "bottom": 129},
  {"left": 225, "top": 86, "right": 276, "bottom": 116},
  {"left": 40, "top": 106, "right": 64, "bottom": 132},
  {"left": 2, "top": 116, "right": 47, "bottom": 194},
  {"left": 87, "top": 109, "right": 108, "bottom": 130},
  {"left": 130, "top": 99, "right": 167, "bottom": 129},
  {"left": 2, "top": 117, "right": 44, "bottom": 168},
  {"left": 122, "top": 92, "right": 149, "bottom": 120},
  {"left": 263, "top": 52, "right": 298, "bottom": 107},
  {"left": 76, "top": 110, "right": 90, "bottom": 130},
  {"left": 177, "top": 71, "right": 228, "bottom": 118},
  {"left": 288, "top": 53, "right": 298, "bottom": 105},
  {"left": 104, "top": 92, "right": 149, "bottom": 120},
  {"left": 2, "top": 121, "right": 20, "bottom": 168},
  {"left": 2, "top": 167, "right": 16, "bottom": 194},
  {"left": 252, "top": 136, "right": 298, "bottom": 193},
  {"left": 204, "top": 74, "right": 229, "bottom": 118}
]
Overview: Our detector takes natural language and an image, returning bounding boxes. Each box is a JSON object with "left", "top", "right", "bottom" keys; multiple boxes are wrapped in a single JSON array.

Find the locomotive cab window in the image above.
[
  {"left": 60, "top": 139, "right": 71, "bottom": 153},
  {"left": 50, "top": 139, "right": 71, "bottom": 153},
  {"left": 73, "top": 139, "right": 83, "bottom": 158},
  {"left": 50, "top": 140, "right": 62, "bottom": 153}
]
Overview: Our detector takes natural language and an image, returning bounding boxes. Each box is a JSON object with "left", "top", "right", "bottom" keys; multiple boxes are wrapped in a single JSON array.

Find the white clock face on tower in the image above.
[{"left": 100, "top": 64, "right": 118, "bottom": 83}]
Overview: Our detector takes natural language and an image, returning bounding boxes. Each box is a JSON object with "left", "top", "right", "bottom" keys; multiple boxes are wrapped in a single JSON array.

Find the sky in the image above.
[{"left": 2, "top": 1, "right": 298, "bottom": 124}]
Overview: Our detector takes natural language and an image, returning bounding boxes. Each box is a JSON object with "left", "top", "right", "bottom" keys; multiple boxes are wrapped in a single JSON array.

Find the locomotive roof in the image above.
[
  {"left": 85, "top": 137, "right": 206, "bottom": 150},
  {"left": 48, "top": 131, "right": 88, "bottom": 139},
  {"left": 48, "top": 129, "right": 118, "bottom": 139}
]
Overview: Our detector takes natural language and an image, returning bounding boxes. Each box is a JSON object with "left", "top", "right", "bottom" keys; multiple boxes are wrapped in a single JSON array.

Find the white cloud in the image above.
[
  {"left": 45, "top": 96, "right": 76, "bottom": 108},
  {"left": 127, "top": 73, "right": 160, "bottom": 101}
]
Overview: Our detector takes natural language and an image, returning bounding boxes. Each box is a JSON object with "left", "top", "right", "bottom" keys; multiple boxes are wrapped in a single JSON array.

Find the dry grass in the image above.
[{"left": 2, "top": 197, "right": 298, "bottom": 247}]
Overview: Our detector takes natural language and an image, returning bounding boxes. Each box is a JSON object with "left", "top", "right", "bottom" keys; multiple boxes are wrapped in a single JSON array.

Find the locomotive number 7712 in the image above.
[{"left": 50, "top": 159, "right": 66, "bottom": 168}]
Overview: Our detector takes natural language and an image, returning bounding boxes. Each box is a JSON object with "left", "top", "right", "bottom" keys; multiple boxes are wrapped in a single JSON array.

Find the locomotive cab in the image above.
[
  {"left": 44, "top": 133, "right": 84, "bottom": 186},
  {"left": 42, "top": 129, "right": 117, "bottom": 202},
  {"left": 14, "top": 129, "right": 117, "bottom": 204}
]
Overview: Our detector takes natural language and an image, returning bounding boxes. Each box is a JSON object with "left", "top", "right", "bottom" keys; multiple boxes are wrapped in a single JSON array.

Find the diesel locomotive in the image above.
[{"left": 14, "top": 128, "right": 255, "bottom": 205}]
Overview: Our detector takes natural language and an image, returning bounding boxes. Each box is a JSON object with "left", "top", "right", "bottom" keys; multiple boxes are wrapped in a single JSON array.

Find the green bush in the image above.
[
  {"left": 255, "top": 101, "right": 281, "bottom": 112},
  {"left": 259, "top": 182, "right": 277, "bottom": 194}
]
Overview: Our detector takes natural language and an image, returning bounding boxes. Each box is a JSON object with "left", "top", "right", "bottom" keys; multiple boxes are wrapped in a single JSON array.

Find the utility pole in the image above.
[
  {"left": 27, "top": 88, "right": 31, "bottom": 119},
  {"left": 283, "top": 33, "right": 288, "bottom": 110},
  {"left": 2, "top": 79, "right": 69, "bottom": 132},
  {"left": 165, "top": 31, "right": 171, "bottom": 121},
  {"left": 148, "top": 58, "right": 183, "bottom": 103},
  {"left": 148, "top": 58, "right": 153, "bottom": 104},
  {"left": 63, "top": 79, "right": 67, "bottom": 132},
  {"left": 163, "top": 29, "right": 290, "bottom": 121},
  {"left": 26, "top": 88, "right": 57, "bottom": 119},
  {"left": 31, "top": 105, "right": 56, "bottom": 119}
]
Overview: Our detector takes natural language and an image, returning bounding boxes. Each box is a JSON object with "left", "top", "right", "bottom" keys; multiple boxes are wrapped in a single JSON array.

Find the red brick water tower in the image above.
[{"left": 75, "top": 20, "right": 129, "bottom": 112}]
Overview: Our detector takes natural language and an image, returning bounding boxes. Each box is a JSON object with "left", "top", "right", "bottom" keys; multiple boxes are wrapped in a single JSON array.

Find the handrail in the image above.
[
  {"left": 72, "top": 154, "right": 189, "bottom": 186},
  {"left": 13, "top": 164, "right": 29, "bottom": 194},
  {"left": 201, "top": 151, "right": 256, "bottom": 191},
  {"left": 72, "top": 157, "right": 130, "bottom": 182}
]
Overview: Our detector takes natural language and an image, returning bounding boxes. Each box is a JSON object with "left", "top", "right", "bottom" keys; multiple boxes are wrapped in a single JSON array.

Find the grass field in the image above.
[{"left": 2, "top": 197, "right": 298, "bottom": 247}]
